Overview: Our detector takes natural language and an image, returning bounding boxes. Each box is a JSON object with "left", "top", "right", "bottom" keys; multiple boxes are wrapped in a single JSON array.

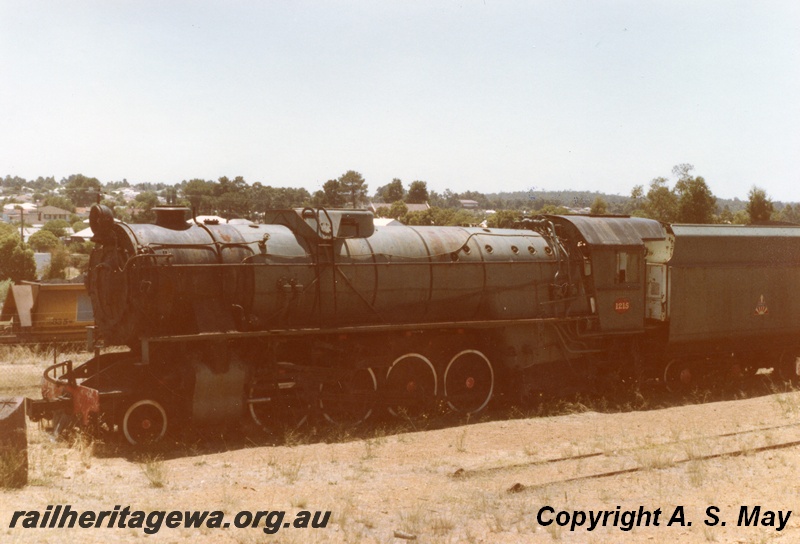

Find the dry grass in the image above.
[
  {"left": 0, "top": 345, "right": 93, "bottom": 399},
  {"left": 3, "top": 389, "right": 800, "bottom": 543},
  {"left": 138, "top": 455, "right": 169, "bottom": 488},
  {"left": 0, "top": 344, "right": 89, "bottom": 366},
  {"left": 4, "top": 345, "right": 800, "bottom": 543},
  {"left": 0, "top": 448, "right": 27, "bottom": 489},
  {"left": 453, "top": 428, "right": 468, "bottom": 452}
]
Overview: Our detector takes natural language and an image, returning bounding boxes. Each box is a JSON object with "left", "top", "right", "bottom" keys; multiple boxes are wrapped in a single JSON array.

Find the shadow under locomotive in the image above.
[
  {"left": 78, "top": 366, "right": 795, "bottom": 464},
  {"left": 15, "top": 205, "right": 800, "bottom": 452}
]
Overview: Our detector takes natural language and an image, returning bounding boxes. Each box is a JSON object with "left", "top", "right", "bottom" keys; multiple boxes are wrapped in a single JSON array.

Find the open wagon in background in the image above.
[{"left": 0, "top": 278, "right": 94, "bottom": 345}]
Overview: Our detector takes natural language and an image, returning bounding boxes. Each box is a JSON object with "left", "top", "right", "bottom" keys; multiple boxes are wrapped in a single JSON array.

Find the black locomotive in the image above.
[{"left": 20, "top": 206, "right": 800, "bottom": 444}]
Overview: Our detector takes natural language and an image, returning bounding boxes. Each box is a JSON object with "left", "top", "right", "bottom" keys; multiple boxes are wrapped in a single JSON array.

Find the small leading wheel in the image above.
[
  {"left": 247, "top": 363, "right": 310, "bottom": 434},
  {"left": 122, "top": 399, "right": 168, "bottom": 446},
  {"left": 320, "top": 368, "right": 378, "bottom": 426},
  {"left": 444, "top": 350, "right": 494, "bottom": 415},
  {"left": 385, "top": 353, "right": 437, "bottom": 417},
  {"left": 664, "top": 359, "right": 695, "bottom": 393}
]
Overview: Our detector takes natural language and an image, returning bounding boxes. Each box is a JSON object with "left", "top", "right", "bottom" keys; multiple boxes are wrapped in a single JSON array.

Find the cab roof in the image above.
[{"left": 548, "top": 215, "right": 666, "bottom": 246}]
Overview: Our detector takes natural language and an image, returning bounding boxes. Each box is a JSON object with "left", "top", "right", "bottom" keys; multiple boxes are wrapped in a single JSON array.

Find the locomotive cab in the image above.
[
  {"left": 546, "top": 215, "right": 667, "bottom": 332},
  {"left": 592, "top": 245, "right": 645, "bottom": 331}
]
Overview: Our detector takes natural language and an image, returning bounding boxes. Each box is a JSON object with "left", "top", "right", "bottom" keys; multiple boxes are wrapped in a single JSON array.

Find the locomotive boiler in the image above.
[{"left": 15, "top": 205, "right": 800, "bottom": 447}]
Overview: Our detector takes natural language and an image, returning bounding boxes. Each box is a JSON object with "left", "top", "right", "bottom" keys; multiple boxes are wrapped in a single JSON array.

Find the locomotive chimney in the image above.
[{"left": 154, "top": 207, "right": 191, "bottom": 230}]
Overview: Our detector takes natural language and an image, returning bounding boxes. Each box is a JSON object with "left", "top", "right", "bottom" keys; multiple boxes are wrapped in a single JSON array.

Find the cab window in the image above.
[{"left": 616, "top": 251, "right": 640, "bottom": 283}]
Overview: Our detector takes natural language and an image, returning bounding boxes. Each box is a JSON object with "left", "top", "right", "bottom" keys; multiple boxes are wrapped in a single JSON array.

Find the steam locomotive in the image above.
[{"left": 21, "top": 206, "right": 800, "bottom": 445}]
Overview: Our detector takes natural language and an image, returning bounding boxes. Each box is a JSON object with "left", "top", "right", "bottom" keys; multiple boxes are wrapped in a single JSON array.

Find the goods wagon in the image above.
[{"left": 0, "top": 279, "right": 94, "bottom": 345}]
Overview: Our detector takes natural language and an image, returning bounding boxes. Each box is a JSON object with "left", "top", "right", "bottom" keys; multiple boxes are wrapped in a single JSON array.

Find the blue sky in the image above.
[{"left": 2, "top": 1, "right": 799, "bottom": 201}]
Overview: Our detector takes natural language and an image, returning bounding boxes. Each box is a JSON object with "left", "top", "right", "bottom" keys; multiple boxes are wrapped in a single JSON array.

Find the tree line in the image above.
[
  {"left": 2, "top": 165, "right": 798, "bottom": 285},
  {"left": 4, "top": 166, "right": 796, "bottom": 226}
]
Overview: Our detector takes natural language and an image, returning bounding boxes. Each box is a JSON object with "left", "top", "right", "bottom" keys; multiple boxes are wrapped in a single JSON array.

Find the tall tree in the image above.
[
  {"left": 0, "top": 231, "right": 36, "bottom": 282},
  {"left": 746, "top": 186, "right": 774, "bottom": 224},
  {"left": 644, "top": 177, "right": 678, "bottom": 222},
  {"left": 320, "top": 179, "right": 343, "bottom": 208},
  {"left": 627, "top": 185, "right": 645, "bottom": 215},
  {"left": 438, "top": 189, "right": 461, "bottom": 208},
  {"left": 671, "top": 164, "right": 716, "bottom": 223},
  {"left": 406, "top": 181, "right": 429, "bottom": 204},
  {"left": 337, "top": 170, "right": 368, "bottom": 208},
  {"left": 590, "top": 196, "right": 609, "bottom": 215},
  {"left": 719, "top": 205, "right": 734, "bottom": 224},
  {"left": 374, "top": 178, "right": 405, "bottom": 203},
  {"left": 215, "top": 175, "right": 248, "bottom": 197},
  {"left": 671, "top": 163, "right": 695, "bottom": 181},
  {"left": 675, "top": 176, "right": 717, "bottom": 223},
  {"left": 311, "top": 190, "right": 327, "bottom": 208},
  {"left": 779, "top": 204, "right": 800, "bottom": 224},
  {"left": 182, "top": 179, "right": 215, "bottom": 214},
  {"left": 134, "top": 191, "right": 160, "bottom": 222},
  {"left": 487, "top": 210, "right": 522, "bottom": 228},
  {"left": 44, "top": 246, "right": 70, "bottom": 280},
  {"left": 388, "top": 200, "right": 409, "bottom": 219},
  {"left": 217, "top": 191, "right": 250, "bottom": 219},
  {"left": 63, "top": 174, "right": 103, "bottom": 207}
]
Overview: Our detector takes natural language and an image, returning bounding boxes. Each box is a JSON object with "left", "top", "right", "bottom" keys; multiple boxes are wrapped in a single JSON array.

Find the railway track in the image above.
[{"left": 449, "top": 420, "right": 800, "bottom": 493}]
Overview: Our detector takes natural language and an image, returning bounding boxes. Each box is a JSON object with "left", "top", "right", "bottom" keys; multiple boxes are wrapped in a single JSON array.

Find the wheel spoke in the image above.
[
  {"left": 320, "top": 368, "right": 377, "bottom": 426},
  {"left": 444, "top": 350, "right": 494, "bottom": 414},
  {"left": 247, "top": 363, "right": 310, "bottom": 434},
  {"left": 385, "top": 353, "right": 437, "bottom": 417}
]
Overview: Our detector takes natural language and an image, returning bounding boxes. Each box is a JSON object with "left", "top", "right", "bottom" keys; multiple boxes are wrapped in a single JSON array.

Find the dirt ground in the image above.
[{"left": 3, "top": 379, "right": 800, "bottom": 544}]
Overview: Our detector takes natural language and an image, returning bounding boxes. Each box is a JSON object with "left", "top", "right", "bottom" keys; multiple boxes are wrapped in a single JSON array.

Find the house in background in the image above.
[
  {"left": 1, "top": 205, "right": 72, "bottom": 225},
  {"left": 36, "top": 205, "right": 71, "bottom": 222}
]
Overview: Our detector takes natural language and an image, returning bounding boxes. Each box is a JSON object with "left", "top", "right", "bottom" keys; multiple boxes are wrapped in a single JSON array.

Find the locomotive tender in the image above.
[{"left": 21, "top": 205, "right": 800, "bottom": 444}]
